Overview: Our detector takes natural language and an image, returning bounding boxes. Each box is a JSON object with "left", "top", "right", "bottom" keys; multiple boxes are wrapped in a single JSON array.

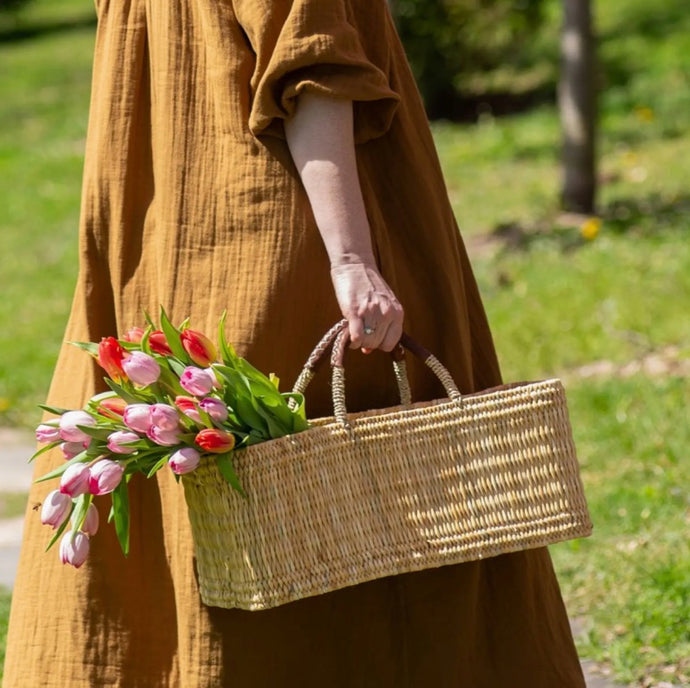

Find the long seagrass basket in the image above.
[{"left": 182, "top": 322, "right": 592, "bottom": 611}]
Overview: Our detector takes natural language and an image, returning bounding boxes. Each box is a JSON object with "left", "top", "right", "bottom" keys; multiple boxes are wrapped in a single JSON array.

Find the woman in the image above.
[{"left": 4, "top": 1, "right": 585, "bottom": 686}]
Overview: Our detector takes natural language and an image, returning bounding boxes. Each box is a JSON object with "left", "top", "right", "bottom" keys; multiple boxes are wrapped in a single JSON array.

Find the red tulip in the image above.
[
  {"left": 181, "top": 329, "right": 217, "bottom": 367},
  {"left": 97, "top": 337, "right": 127, "bottom": 382},
  {"left": 195, "top": 428, "right": 235, "bottom": 454},
  {"left": 97, "top": 397, "right": 127, "bottom": 418},
  {"left": 174, "top": 395, "right": 202, "bottom": 424},
  {"left": 149, "top": 330, "right": 173, "bottom": 356}
]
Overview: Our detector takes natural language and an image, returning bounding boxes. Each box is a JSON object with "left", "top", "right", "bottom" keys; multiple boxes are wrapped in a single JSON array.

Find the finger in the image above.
[
  {"left": 380, "top": 318, "right": 403, "bottom": 352},
  {"left": 348, "top": 316, "right": 365, "bottom": 349}
]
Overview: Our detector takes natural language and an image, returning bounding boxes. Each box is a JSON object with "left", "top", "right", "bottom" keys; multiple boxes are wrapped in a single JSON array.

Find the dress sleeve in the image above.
[{"left": 233, "top": 0, "right": 401, "bottom": 143}]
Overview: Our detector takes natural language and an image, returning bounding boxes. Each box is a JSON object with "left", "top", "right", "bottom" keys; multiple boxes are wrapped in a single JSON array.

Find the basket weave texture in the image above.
[{"left": 182, "top": 378, "right": 592, "bottom": 611}]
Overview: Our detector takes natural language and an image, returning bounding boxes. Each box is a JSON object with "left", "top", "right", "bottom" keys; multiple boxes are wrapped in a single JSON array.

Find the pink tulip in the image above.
[
  {"left": 168, "top": 447, "right": 201, "bottom": 475},
  {"left": 58, "top": 410, "right": 95, "bottom": 443},
  {"left": 147, "top": 426, "right": 181, "bottom": 447},
  {"left": 107, "top": 430, "right": 140, "bottom": 455},
  {"left": 174, "top": 396, "right": 202, "bottom": 424},
  {"left": 121, "top": 326, "right": 145, "bottom": 343},
  {"left": 59, "top": 530, "right": 90, "bottom": 568},
  {"left": 77, "top": 503, "right": 99, "bottom": 536},
  {"left": 123, "top": 404, "right": 153, "bottom": 433},
  {"left": 35, "top": 423, "right": 60, "bottom": 443},
  {"left": 199, "top": 397, "right": 228, "bottom": 423},
  {"left": 59, "top": 463, "right": 91, "bottom": 497},
  {"left": 180, "top": 367, "right": 217, "bottom": 397},
  {"left": 40, "top": 490, "right": 72, "bottom": 529},
  {"left": 122, "top": 351, "right": 160, "bottom": 386},
  {"left": 88, "top": 459, "right": 124, "bottom": 496},
  {"left": 150, "top": 403, "right": 180, "bottom": 431},
  {"left": 60, "top": 441, "right": 87, "bottom": 460}
]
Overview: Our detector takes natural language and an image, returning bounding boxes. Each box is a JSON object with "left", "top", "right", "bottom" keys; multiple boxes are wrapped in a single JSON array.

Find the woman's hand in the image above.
[{"left": 330, "top": 261, "right": 404, "bottom": 352}]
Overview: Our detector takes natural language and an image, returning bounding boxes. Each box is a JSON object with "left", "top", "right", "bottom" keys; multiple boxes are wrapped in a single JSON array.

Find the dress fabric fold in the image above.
[{"left": 4, "top": 1, "right": 585, "bottom": 686}]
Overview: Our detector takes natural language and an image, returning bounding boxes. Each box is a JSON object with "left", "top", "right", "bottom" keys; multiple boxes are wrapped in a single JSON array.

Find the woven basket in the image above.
[{"left": 182, "top": 323, "right": 592, "bottom": 611}]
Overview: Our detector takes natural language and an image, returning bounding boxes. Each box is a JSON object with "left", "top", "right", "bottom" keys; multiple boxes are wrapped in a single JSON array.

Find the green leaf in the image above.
[
  {"left": 76, "top": 424, "right": 117, "bottom": 441},
  {"left": 156, "top": 365, "right": 186, "bottom": 396},
  {"left": 105, "top": 378, "right": 143, "bottom": 405},
  {"left": 160, "top": 307, "right": 189, "bottom": 362},
  {"left": 34, "top": 450, "right": 89, "bottom": 483},
  {"left": 45, "top": 502, "right": 75, "bottom": 552},
  {"left": 69, "top": 340, "right": 99, "bottom": 356},
  {"left": 111, "top": 481, "right": 130, "bottom": 556},
  {"left": 139, "top": 324, "right": 154, "bottom": 356},
  {"left": 145, "top": 454, "right": 170, "bottom": 478},
  {"left": 166, "top": 357, "right": 187, "bottom": 378},
  {"left": 29, "top": 440, "right": 62, "bottom": 463},
  {"left": 38, "top": 403, "right": 72, "bottom": 416},
  {"left": 69, "top": 493, "right": 91, "bottom": 533},
  {"left": 269, "top": 373, "right": 280, "bottom": 390},
  {"left": 215, "top": 453, "right": 246, "bottom": 497},
  {"left": 217, "top": 311, "right": 238, "bottom": 367}
]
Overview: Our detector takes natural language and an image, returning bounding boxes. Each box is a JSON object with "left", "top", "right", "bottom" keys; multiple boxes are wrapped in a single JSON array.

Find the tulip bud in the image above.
[
  {"left": 149, "top": 330, "right": 173, "bottom": 356},
  {"left": 180, "top": 367, "right": 217, "bottom": 397},
  {"left": 59, "top": 530, "right": 90, "bottom": 568},
  {"left": 58, "top": 410, "right": 95, "bottom": 443},
  {"left": 40, "top": 489, "right": 72, "bottom": 529},
  {"left": 60, "top": 441, "right": 87, "bottom": 460},
  {"left": 98, "top": 336, "right": 127, "bottom": 382},
  {"left": 174, "top": 396, "right": 202, "bottom": 424},
  {"left": 123, "top": 403, "right": 153, "bottom": 433},
  {"left": 168, "top": 447, "right": 201, "bottom": 475},
  {"left": 97, "top": 396, "right": 127, "bottom": 418},
  {"left": 199, "top": 397, "right": 228, "bottom": 423},
  {"left": 121, "top": 326, "right": 145, "bottom": 343},
  {"left": 122, "top": 352, "right": 161, "bottom": 386},
  {"left": 88, "top": 459, "right": 125, "bottom": 496},
  {"left": 107, "top": 430, "right": 140, "bottom": 455},
  {"left": 59, "top": 463, "right": 91, "bottom": 497},
  {"left": 150, "top": 403, "right": 180, "bottom": 431},
  {"left": 195, "top": 428, "right": 235, "bottom": 454},
  {"left": 181, "top": 329, "right": 217, "bottom": 367},
  {"left": 35, "top": 423, "right": 60, "bottom": 443},
  {"left": 73, "top": 502, "right": 99, "bottom": 536},
  {"left": 147, "top": 426, "right": 181, "bottom": 447}
]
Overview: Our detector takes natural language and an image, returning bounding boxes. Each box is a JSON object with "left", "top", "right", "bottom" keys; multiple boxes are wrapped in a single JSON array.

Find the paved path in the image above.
[{"left": 0, "top": 430, "right": 627, "bottom": 686}]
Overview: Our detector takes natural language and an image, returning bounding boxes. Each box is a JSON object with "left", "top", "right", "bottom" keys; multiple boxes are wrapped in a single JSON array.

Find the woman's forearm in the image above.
[
  {"left": 284, "top": 91, "right": 404, "bottom": 351},
  {"left": 284, "top": 93, "right": 375, "bottom": 268}
]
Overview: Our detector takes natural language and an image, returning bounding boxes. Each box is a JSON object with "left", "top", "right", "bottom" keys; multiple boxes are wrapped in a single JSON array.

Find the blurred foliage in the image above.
[
  {"left": 0, "top": 0, "right": 31, "bottom": 12},
  {"left": 391, "top": 0, "right": 548, "bottom": 118}
]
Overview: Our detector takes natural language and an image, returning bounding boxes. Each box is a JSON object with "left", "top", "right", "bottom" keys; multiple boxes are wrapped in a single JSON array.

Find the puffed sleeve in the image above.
[{"left": 233, "top": 0, "right": 401, "bottom": 143}]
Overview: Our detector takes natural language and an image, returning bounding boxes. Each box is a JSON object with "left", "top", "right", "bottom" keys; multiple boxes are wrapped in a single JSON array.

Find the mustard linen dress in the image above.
[{"left": 4, "top": 1, "right": 586, "bottom": 686}]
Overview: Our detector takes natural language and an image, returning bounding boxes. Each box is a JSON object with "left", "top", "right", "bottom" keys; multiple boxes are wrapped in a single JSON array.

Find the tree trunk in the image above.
[{"left": 559, "top": 0, "right": 597, "bottom": 214}]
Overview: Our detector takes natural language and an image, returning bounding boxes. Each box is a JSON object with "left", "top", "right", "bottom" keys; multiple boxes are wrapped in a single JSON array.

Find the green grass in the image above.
[
  {"left": 1, "top": 0, "right": 689, "bottom": 685},
  {"left": 0, "top": 493, "right": 28, "bottom": 520},
  {"left": 0, "top": 587, "right": 10, "bottom": 682},
  {"left": 0, "top": 0, "right": 95, "bottom": 427}
]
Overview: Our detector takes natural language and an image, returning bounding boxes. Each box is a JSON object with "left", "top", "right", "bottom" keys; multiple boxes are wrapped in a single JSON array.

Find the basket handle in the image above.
[
  {"left": 329, "top": 325, "right": 462, "bottom": 427},
  {"left": 291, "top": 320, "right": 412, "bottom": 407}
]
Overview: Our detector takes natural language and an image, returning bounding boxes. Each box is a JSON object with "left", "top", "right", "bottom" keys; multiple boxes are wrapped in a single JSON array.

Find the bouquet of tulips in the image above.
[{"left": 33, "top": 309, "right": 309, "bottom": 568}]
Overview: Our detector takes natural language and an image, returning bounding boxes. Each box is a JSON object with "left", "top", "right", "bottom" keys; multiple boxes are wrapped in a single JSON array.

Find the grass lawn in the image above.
[{"left": 0, "top": 0, "right": 689, "bottom": 685}]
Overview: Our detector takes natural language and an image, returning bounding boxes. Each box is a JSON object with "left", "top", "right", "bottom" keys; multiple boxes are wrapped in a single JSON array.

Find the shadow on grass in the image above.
[
  {"left": 486, "top": 192, "right": 690, "bottom": 254},
  {"left": 0, "top": 13, "right": 95, "bottom": 44}
]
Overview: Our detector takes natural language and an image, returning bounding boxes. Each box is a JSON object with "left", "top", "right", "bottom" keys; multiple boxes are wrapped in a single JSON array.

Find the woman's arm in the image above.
[{"left": 284, "top": 92, "right": 404, "bottom": 352}]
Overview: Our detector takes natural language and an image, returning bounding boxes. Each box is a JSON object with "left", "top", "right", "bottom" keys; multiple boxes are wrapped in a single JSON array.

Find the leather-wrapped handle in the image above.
[{"left": 329, "top": 326, "right": 461, "bottom": 427}]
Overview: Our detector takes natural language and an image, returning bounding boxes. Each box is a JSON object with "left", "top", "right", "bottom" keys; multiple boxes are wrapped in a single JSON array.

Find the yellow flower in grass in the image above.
[
  {"left": 634, "top": 105, "right": 655, "bottom": 123},
  {"left": 0, "top": 397, "right": 10, "bottom": 412},
  {"left": 580, "top": 217, "right": 601, "bottom": 241}
]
